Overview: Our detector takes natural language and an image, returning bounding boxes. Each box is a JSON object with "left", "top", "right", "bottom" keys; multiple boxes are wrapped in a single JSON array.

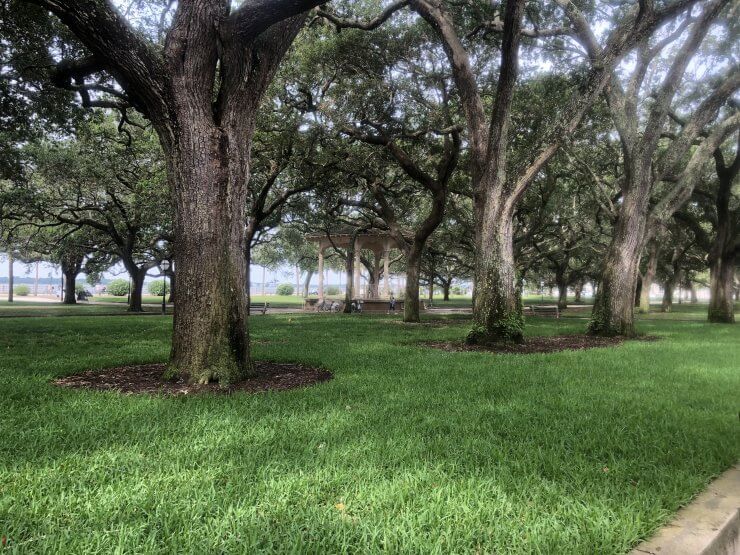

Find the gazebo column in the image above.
[
  {"left": 354, "top": 244, "right": 362, "bottom": 299},
  {"left": 383, "top": 243, "right": 391, "bottom": 298},
  {"left": 318, "top": 247, "right": 325, "bottom": 299}
]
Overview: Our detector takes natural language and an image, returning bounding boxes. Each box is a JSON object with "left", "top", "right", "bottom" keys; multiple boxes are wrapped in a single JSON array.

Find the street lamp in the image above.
[{"left": 159, "top": 260, "right": 171, "bottom": 315}]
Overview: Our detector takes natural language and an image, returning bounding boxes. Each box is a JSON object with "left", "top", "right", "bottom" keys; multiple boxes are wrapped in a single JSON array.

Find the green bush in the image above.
[
  {"left": 148, "top": 280, "right": 168, "bottom": 296},
  {"left": 107, "top": 279, "right": 130, "bottom": 296},
  {"left": 14, "top": 284, "right": 30, "bottom": 296},
  {"left": 451, "top": 285, "right": 465, "bottom": 295},
  {"left": 326, "top": 285, "right": 341, "bottom": 296},
  {"left": 75, "top": 283, "right": 87, "bottom": 294},
  {"left": 276, "top": 283, "right": 294, "bottom": 296}
]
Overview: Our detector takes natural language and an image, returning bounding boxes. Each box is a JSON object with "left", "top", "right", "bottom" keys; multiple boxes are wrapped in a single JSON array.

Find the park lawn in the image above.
[
  {"left": 0, "top": 314, "right": 737, "bottom": 553},
  {"left": 93, "top": 295, "right": 170, "bottom": 305},
  {"left": 0, "top": 301, "right": 132, "bottom": 317}
]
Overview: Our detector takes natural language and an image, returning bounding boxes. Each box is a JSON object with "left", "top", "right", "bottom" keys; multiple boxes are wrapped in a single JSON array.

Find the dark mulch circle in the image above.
[
  {"left": 421, "top": 334, "right": 658, "bottom": 355},
  {"left": 54, "top": 361, "right": 333, "bottom": 396}
]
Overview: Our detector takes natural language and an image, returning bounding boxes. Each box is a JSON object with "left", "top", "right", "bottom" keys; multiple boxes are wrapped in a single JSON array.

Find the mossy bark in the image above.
[
  {"left": 638, "top": 241, "right": 659, "bottom": 314},
  {"left": 468, "top": 216, "right": 523, "bottom": 345},
  {"left": 404, "top": 243, "right": 423, "bottom": 323},
  {"left": 708, "top": 254, "right": 735, "bottom": 323},
  {"left": 589, "top": 187, "right": 649, "bottom": 337}
]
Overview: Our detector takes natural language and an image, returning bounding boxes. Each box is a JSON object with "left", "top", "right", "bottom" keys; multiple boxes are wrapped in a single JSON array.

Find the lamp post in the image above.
[{"left": 159, "top": 260, "right": 170, "bottom": 315}]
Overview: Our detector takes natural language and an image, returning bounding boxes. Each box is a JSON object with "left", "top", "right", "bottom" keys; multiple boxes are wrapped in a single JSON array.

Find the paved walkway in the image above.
[{"left": 632, "top": 465, "right": 740, "bottom": 555}]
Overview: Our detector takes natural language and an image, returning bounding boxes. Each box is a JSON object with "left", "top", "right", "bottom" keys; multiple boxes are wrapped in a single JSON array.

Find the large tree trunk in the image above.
[
  {"left": 708, "top": 252, "right": 735, "bottom": 322},
  {"left": 165, "top": 122, "right": 252, "bottom": 383},
  {"left": 639, "top": 241, "right": 659, "bottom": 314},
  {"left": 404, "top": 243, "right": 423, "bottom": 323},
  {"left": 468, "top": 214, "right": 523, "bottom": 344},
  {"left": 443, "top": 281, "right": 450, "bottom": 301},
  {"left": 168, "top": 271, "right": 175, "bottom": 304},
  {"left": 62, "top": 269, "right": 78, "bottom": 304},
  {"left": 589, "top": 187, "right": 649, "bottom": 336},
  {"left": 707, "top": 141, "right": 737, "bottom": 323},
  {"left": 556, "top": 274, "right": 568, "bottom": 310},
  {"left": 303, "top": 270, "right": 314, "bottom": 298},
  {"left": 661, "top": 278, "right": 675, "bottom": 312},
  {"left": 128, "top": 269, "right": 146, "bottom": 313}
]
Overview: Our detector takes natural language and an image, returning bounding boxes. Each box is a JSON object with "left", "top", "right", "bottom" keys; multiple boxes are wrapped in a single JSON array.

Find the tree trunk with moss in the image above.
[
  {"left": 638, "top": 241, "right": 659, "bottom": 314},
  {"left": 589, "top": 187, "right": 649, "bottom": 337},
  {"left": 661, "top": 278, "right": 675, "bottom": 312},
  {"left": 708, "top": 137, "right": 738, "bottom": 323},
  {"left": 708, "top": 253, "right": 735, "bottom": 322},
  {"left": 468, "top": 215, "right": 523, "bottom": 344},
  {"left": 32, "top": 0, "right": 325, "bottom": 385},
  {"left": 403, "top": 243, "right": 423, "bottom": 323}
]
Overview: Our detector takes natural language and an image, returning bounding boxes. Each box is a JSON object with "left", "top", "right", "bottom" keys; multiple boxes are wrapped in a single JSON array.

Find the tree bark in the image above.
[
  {"left": 128, "top": 269, "right": 146, "bottom": 313},
  {"left": 168, "top": 271, "right": 175, "bottom": 304},
  {"left": 661, "top": 278, "right": 675, "bottom": 312},
  {"left": 468, "top": 214, "right": 523, "bottom": 344},
  {"left": 589, "top": 187, "right": 649, "bottom": 336},
  {"left": 62, "top": 269, "right": 78, "bottom": 304},
  {"left": 303, "top": 270, "right": 314, "bottom": 298},
  {"left": 708, "top": 252, "right": 735, "bottom": 322},
  {"left": 639, "top": 241, "right": 659, "bottom": 313},
  {"left": 707, "top": 136, "right": 738, "bottom": 323},
  {"left": 404, "top": 242, "right": 423, "bottom": 323},
  {"left": 556, "top": 273, "right": 568, "bottom": 310},
  {"left": 443, "top": 281, "right": 450, "bottom": 301},
  {"left": 166, "top": 130, "right": 252, "bottom": 382}
]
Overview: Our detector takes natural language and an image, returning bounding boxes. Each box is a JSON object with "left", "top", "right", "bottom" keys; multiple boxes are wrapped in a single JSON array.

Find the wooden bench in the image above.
[
  {"left": 529, "top": 305, "right": 560, "bottom": 318},
  {"left": 248, "top": 302, "right": 269, "bottom": 315}
]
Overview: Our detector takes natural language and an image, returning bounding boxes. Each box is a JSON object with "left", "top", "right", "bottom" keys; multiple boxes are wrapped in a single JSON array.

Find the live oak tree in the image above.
[
  {"left": 677, "top": 132, "right": 740, "bottom": 322},
  {"left": 328, "top": 0, "right": 705, "bottom": 343},
  {"left": 560, "top": 0, "right": 740, "bottom": 335},
  {"left": 23, "top": 115, "right": 171, "bottom": 312},
  {"left": 20, "top": 0, "right": 327, "bottom": 383},
  {"left": 705, "top": 135, "right": 739, "bottom": 322}
]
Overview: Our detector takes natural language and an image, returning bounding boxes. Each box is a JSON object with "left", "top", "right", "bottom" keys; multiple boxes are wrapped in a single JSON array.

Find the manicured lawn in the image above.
[
  {"left": 0, "top": 301, "right": 132, "bottom": 317},
  {"left": 0, "top": 313, "right": 737, "bottom": 553}
]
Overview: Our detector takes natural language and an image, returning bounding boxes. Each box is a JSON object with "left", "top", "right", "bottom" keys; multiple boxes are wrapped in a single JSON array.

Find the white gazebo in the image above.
[{"left": 306, "top": 230, "right": 403, "bottom": 300}]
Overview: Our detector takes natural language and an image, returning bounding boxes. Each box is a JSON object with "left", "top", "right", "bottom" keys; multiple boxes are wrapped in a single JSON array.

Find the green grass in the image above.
[
  {"left": 95, "top": 295, "right": 168, "bottom": 304},
  {"left": 0, "top": 313, "right": 737, "bottom": 553},
  {"left": 0, "top": 301, "right": 133, "bottom": 317}
]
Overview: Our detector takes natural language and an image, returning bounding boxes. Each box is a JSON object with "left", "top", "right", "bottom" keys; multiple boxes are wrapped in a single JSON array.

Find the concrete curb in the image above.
[{"left": 631, "top": 464, "right": 740, "bottom": 554}]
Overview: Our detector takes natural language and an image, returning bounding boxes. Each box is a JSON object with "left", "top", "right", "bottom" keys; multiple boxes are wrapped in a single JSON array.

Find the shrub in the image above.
[
  {"left": 14, "top": 284, "right": 30, "bottom": 296},
  {"left": 451, "top": 285, "right": 465, "bottom": 295},
  {"left": 276, "top": 283, "right": 294, "bottom": 296},
  {"left": 107, "top": 278, "right": 130, "bottom": 296},
  {"left": 148, "top": 280, "right": 168, "bottom": 296},
  {"left": 326, "top": 285, "right": 341, "bottom": 296},
  {"left": 75, "top": 283, "right": 87, "bottom": 294}
]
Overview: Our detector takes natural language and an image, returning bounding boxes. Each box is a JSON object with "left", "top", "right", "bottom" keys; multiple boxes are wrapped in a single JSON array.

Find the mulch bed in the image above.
[
  {"left": 421, "top": 334, "right": 658, "bottom": 355},
  {"left": 53, "top": 362, "right": 333, "bottom": 396}
]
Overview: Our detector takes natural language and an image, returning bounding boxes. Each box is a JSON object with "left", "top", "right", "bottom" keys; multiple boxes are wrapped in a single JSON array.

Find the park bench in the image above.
[
  {"left": 530, "top": 305, "right": 560, "bottom": 319},
  {"left": 248, "top": 302, "right": 269, "bottom": 315}
]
